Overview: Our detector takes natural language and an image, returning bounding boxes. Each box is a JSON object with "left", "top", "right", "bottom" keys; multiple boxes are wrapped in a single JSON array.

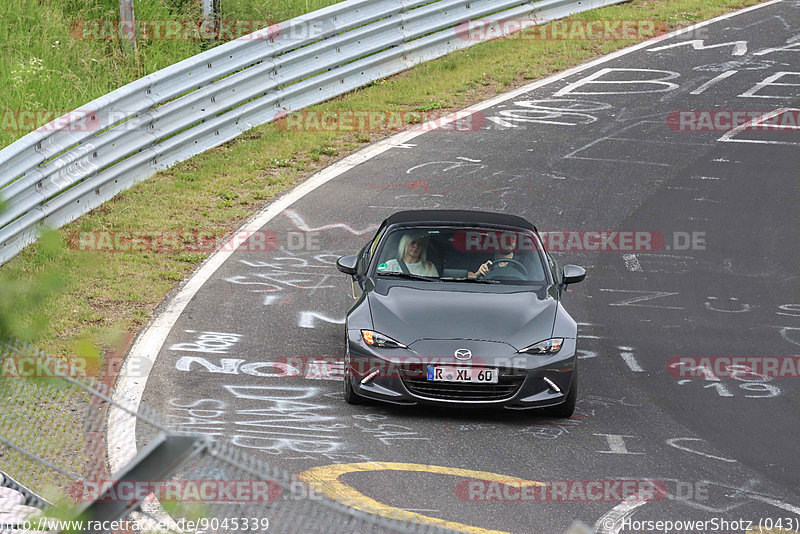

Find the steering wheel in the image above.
[{"left": 484, "top": 258, "right": 528, "bottom": 279}]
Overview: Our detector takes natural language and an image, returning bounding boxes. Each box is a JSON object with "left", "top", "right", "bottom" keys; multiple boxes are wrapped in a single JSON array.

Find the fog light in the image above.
[
  {"left": 361, "top": 368, "right": 381, "bottom": 385},
  {"left": 542, "top": 376, "right": 561, "bottom": 393}
]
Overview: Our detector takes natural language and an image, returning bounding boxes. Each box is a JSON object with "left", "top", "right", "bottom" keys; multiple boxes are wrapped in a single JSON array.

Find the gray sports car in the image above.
[{"left": 336, "top": 210, "right": 585, "bottom": 417}]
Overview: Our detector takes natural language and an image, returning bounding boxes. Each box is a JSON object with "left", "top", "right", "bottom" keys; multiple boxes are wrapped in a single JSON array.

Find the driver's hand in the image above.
[{"left": 476, "top": 260, "right": 492, "bottom": 277}]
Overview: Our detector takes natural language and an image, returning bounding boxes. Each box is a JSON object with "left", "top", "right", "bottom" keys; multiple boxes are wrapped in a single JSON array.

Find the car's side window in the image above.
[
  {"left": 356, "top": 244, "right": 369, "bottom": 275},
  {"left": 357, "top": 226, "right": 385, "bottom": 275},
  {"left": 547, "top": 253, "right": 561, "bottom": 284}
]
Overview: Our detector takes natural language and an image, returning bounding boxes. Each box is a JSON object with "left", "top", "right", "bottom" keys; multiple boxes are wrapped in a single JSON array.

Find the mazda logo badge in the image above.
[{"left": 454, "top": 349, "right": 472, "bottom": 360}]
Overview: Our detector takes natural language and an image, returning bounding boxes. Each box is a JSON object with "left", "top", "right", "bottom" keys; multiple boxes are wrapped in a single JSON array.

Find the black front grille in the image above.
[{"left": 402, "top": 374, "right": 524, "bottom": 401}]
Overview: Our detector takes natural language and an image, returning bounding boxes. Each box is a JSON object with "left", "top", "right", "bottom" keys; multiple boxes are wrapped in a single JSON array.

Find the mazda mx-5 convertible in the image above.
[{"left": 335, "top": 210, "right": 586, "bottom": 417}]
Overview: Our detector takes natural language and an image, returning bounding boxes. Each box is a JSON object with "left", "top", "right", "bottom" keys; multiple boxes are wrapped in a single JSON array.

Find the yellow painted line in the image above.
[{"left": 297, "top": 461, "right": 544, "bottom": 534}]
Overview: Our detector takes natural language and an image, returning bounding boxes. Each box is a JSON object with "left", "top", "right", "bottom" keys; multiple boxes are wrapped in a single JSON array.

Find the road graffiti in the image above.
[
  {"left": 225, "top": 271, "right": 336, "bottom": 293},
  {"left": 719, "top": 107, "right": 800, "bottom": 145},
  {"left": 665, "top": 438, "right": 737, "bottom": 463},
  {"left": 175, "top": 357, "right": 301, "bottom": 378},
  {"left": 367, "top": 173, "right": 532, "bottom": 212},
  {"left": 600, "top": 290, "right": 799, "bottom": 319},
  {"left": 283, "top": 209, "right": 380, "bottom": 236},
  {"left": 518, "top": 409, "right": 591, "bottom": 440},
  {"left": 517, "top": 396, "right": 640, "bottom": 441},
  {"left": 406, "top": 157, "right": 487, "bottom": 176},
  {"left": 598, "top": 289, "right": 684, "bottom": 310},
  {"left": 704, "top": 296, "right": 752, "bottom": 313},
  {"left": 563, "top": 120, "right": 692, "bottom": 167},
  {"left": 554, "top": 68, "right": 681, "bottom": 96},
  {"left": 168, "top": 331, "right": 242, "bottom": 354},
  {"left": 595, "top": 434, "right": 645, "bottom": 455},
  {"left": 225, "top": 250, "right": 340, "bottom": 296},
  {"left": 485, "top": 99, "right": 612, "bottom": 128},
  {"left": 776, "top": 304, "right": 800, "bottom": 317},
  {"left": 351, "top": 414, "right": 429, "bottom": 444},
  {"left": 690, "top": 70, "right": 739, "bottom": 94},
  {"left": 618, "top": 346, "right": 644, "bottom": 372},
  {"left": 187, "top": 385, "right": 343, "bottom": 454},
  {"left": 740, "top": 72, "right": 800, "bottom": 99},
  {"left": 753, "top": 41, "right": 800, "bottom": 56},
  {"left": 647, "top": 39, "right": 749, "bottom": 56},
  {"left": 671, "top": 360, "right": 781, "bottom": 398}
]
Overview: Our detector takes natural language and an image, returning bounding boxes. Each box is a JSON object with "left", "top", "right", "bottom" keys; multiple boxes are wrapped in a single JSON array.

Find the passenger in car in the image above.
[{"left": 384, "top": 232, "right": 439, "bottom": 277}]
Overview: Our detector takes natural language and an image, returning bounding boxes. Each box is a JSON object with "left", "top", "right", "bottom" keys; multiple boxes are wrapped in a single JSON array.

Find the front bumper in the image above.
[{"left": 345, "top": 331, "right": 577, "bottom": 409}]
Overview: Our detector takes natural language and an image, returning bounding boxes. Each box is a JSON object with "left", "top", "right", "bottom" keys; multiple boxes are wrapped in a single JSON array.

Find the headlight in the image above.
[
  {"left": 361, "top": 330, "right": 408, "bottom": 349},
  {"left": 518, "top": 338, "right": 564, "bottom": 354}
]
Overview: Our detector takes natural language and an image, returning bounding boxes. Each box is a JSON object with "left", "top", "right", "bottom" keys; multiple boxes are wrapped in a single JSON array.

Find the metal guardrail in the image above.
[{"left": 0, "top": 0, "right": 626, "bottom": 265}]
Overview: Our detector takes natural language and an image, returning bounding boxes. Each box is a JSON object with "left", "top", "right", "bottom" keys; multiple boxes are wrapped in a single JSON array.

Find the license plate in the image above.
[{"left": 426, "top": 366, "right": 499, "bottom": 384}]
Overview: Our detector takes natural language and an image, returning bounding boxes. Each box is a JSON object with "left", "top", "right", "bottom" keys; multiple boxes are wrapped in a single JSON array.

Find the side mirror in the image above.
[
  {"left": 562, "top": 265, "right": 586, "bottom": 285},
  {"left": 336, "top": 255, "right": 359, "bottom": 276}
]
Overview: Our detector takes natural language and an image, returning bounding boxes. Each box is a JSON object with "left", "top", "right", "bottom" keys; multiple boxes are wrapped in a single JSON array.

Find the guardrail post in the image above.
[
  {"left": 119, "top": 0, "right": 137, "bottom": 55},
  {"left": 202, "top": 0, "right": 221, "bottom": 41}
]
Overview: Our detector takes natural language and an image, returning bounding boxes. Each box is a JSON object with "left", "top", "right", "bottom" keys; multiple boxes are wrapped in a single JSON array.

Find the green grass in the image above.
[
  {"left": 0, "top": 0, "right": 342, "bottom": 148},
  {"left": 0, "top": 0, "right": 768, "bottom": 499}
]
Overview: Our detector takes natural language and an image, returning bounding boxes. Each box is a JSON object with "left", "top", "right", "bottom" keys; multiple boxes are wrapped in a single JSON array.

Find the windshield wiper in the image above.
[
  {"left": 439, "top": 277, "right": 500, "bottom": 284},
  {"left": 377, "top": 271, "right": 437, "bottom": 281}
]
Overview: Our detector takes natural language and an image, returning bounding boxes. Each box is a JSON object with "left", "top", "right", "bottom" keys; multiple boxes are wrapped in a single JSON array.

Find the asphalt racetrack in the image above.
[{"left": 133, "top": 2, "right": 800, "bottom": 532}]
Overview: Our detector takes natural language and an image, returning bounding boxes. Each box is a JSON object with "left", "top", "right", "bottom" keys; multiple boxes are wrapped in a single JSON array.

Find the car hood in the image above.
[{"left": 367, "top": 284, "right": 557, "bottom": 350}]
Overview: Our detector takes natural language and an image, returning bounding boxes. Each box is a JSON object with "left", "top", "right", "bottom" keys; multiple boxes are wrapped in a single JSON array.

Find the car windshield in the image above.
[{"left": 372, "top": 225, "right": 548, "bottom": 285}]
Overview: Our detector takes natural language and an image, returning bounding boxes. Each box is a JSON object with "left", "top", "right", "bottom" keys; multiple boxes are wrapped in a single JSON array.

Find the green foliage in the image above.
[{"left": 0, "top": 226, "right": 65, "bottom": 343}]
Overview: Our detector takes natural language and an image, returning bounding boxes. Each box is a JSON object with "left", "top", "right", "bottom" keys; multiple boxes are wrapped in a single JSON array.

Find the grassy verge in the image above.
[
  {"left": 0, "top": 0, "right": 767, "bottom": 498},
  {"left": 0, "top": 0, "right": 341, "bottom": 148}
]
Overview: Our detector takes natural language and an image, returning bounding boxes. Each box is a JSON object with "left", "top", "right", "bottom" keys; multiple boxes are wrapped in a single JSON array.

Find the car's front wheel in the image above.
[
  {"left": 343, "top": 334, "right": 367, "bottom": 405},
  {"left": 343, "top": 367, "right": 368, "bottom": 405},
  {"left": 545, "top": 369, "right": 577, "bottom": 418}
]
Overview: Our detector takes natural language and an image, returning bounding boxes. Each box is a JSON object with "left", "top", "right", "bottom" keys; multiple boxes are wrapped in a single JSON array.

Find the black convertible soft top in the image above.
[{"left": 383, "top": 210, "right": 536, "bottom": 231}]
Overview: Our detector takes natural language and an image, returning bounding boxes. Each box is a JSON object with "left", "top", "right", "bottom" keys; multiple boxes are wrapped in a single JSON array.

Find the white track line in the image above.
[{"left": 109, "top": 0, "right": 783, "bottom": 508}]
